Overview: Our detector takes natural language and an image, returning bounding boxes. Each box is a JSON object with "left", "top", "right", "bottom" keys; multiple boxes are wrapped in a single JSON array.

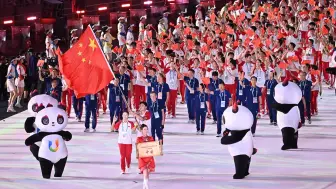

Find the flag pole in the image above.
[{"left": 88, "top": 26, "right": 130, "bottom": 111}]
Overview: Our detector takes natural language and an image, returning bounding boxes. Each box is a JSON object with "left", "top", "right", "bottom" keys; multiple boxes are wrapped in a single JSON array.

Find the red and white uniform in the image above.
[
  {"left": 302, "top": 47, "right": 316, "bottom": 65},
  {"left": 223, "top": 66, "right": 238, "bottom": 97},
  {"left": 15, "top": 63, "right": 26, "bottom": 88},
  {"left": 133, "top": 67, "right": 147, "bottom": 110},
  {"left": 195, "top": 9, "right": 203, "bottom": 27},
  {"left": 114, "top": 120, "right": 135, "bottom": 172},
  {"left": 166, "top": 70, "right": 178, "bottom": 116},
  {"left": 135, "top": 111, "right": 151, "bottom": 137}
]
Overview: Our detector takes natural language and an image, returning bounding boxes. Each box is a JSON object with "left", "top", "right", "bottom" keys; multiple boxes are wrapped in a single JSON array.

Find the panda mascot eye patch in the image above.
[
  {"left": 32, "top": 103, "right": 39, "bottom": 112},
  {"left": 57, "top": 115, "right": 64, "bottom": 124},
  {"left": 42, "top": 116, "right": 49, "bottom": 125},
  {"left": 47, "top": 103, "right": 54, "bottom": 108}
]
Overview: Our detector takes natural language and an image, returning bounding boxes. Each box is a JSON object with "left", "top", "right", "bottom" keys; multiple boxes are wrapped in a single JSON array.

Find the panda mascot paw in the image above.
[
  {"left": 220, "top": 103, "right": 255, "bottom": 179},
  {"left": 26, "top": 95, "right": 60, "bottom": 161},
  {"left": 24, "top": 107, "right": 72, "bottom": 179},
  {"left": 273, "top": 78, "right": 301, "bottom": 151}
]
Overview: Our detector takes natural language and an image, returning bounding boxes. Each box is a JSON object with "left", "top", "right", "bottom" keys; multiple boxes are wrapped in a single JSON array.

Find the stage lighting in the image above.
[
  {"left": 98, "top": 6, "right": 107, "bottom": 11},
  {"left": 144, "top": 1, "right": 152, "bottom": 5},
  {"left": 121, "top": 3, "right": 131, "bottom": 8},
  {"left": 3, "top": 20, "right": 13, "bottom": 24},
  {"left": 27, "top": 16, "right": 37, "bottom": 21}
]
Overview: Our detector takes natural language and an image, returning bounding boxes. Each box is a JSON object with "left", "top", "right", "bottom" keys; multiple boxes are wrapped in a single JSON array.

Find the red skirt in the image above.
[{"left": 138, "top": 157, "right": 155, "bottom": 172}]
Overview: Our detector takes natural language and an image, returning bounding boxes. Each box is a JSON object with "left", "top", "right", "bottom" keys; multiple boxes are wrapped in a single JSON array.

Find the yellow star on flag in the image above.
[
  {"left": 82, "top": 58, "right": 86, "bottom": 63},
  {"left": 78, "top": 51, "right": 82, "bottom": 56},
  {"left": 79, "top": 43, "right": 83, "bottom": 48},
  {"left": 89, "top": 38, "right": 97, "bottom": 51}
]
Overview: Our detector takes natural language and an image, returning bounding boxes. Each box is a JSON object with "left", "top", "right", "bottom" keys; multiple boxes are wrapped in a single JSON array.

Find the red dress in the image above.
[{"left": 137, "top": 136, "right": 156, "bottom": 173}]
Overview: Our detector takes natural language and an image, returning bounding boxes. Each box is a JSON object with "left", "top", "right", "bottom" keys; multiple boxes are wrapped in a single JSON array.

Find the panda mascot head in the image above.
[
  {"left": 35, "top": 107, "right": 68, "bottom": 132},
  {"left": 222, "top": 103, "right": 254, "bottom": 131},
  {"left": 25, "top": 94, "right": 59, "bottom": 133},
  {"left": 25, "top": 107, "right": 72, "bottom": 179},
  {"left": 274, "top": 78, "right": 302, "bottom": 106}
]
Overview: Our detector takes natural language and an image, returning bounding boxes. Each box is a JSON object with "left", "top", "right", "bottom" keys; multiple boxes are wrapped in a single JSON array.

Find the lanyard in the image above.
[
  {"left": 199, "top": 93, "right": 205, "bottom": 102},
  {"left": 246, "top": 63, "right": 251, "bottom": 73},
  {"left": 152, "top": 101, "right": 158, "bottom": 112},
  {"left": 238, "top": 80, "right": 243, "bottom": 90},
  {"left": 189, "top": 78, "right": 195, "bottom": 89},
  {"left": 300, "top": 81, "right": 306, "bottom": 92},
  {"left": 170, "top": 71, "right": 176, "bottom": 81},
  {"left": 114, "top": 87, "right": 120, "bottom": 95},
  {"left": 220, "top": 91, "right": 226, "bottom": 101},
  {"left": 251, "top": 87, "right": 258, "bottom": 97},
  {"left": 121, "top": 122, "right": 129, "bottom": 132},
  {"left": 120, "top": 75, "right": 124, "bottom": 84},
  {"left": 213, "top": 79, "right": 217, "bottom": 89},
  {"left": 267, "top": 80, "right": 273, "bottom": 89},
  {"left": 158, "top": 83, "right": 163, "bottom": 92}
]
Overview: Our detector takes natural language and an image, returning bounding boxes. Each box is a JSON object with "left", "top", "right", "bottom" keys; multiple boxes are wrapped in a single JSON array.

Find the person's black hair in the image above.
[
  {"left": 186, "top": 35, "right": 192, "bottom": 40},
  {"left": 230, "top": 59, "right": 237, "bottom": 67},
  {"left": 140, "top": 124, "right": 148, "bottom": 130},
  {"left": 245, "top": 53, "right": 251, "bottom": 58},
  {"left": 251, "top": 26, "right": 257, "bottom": 31},
  {"left": 212, "top": 71, "right": 219, "bottom": 77},
  {"left": 289, "top": 42, "right": 296, "bottom": 49},
  {"left": 153, "top": 41, "right": 159, "bottom": 47},
  {"left": 195, "top": 41, "right": 201, "bottom": 46},
  {"left": 309, "top": 39, "right": 314, "bottom": 44},
  {"left": 311, "top": 65, "right": 318, "bottom": 70},
  {"left": 188, "top": 69, "right": 195, "bottom": 74},
  {"left": 140, "top": 101, "right": 148, "bottom": 107},
  {"left": 219, "top": 80, "right": 224, "bottom": 85},
  {"left": 150, "top": 91, "right": 157, "bottom": 95},
  {"left": 200, "top": 83, "right": 206, "bottom": 89},
  {"left": 148, "top": 67, "right": 156, "bottom": 72},
  {"left": 251, "top": 76, "right": 257, "bottom": 80}
]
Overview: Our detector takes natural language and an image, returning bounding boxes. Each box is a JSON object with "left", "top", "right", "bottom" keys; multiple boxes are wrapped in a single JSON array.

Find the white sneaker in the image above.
[
  {"left": 84, "top": 128, "right": 90, "bottom": 132},
  {"left": 196, "top": 131, "right": 200, "bottom": 135},
  {"left": 212, "top": 121, "right": 217, "bottom": 124},
  {"left": 191, "top": 120, "right": 195, "bottom": 124},
  {"left": 7, "top": 106, "right": 15, "bottom": 112},
  {"left": 120, "top": 171, "right": 125, "bottom": 175},
  {"left": 126, "top": 166, "right": 131, "bottom": 173},
  {"left": 92, "top": 129, "right": 96, "bottom": 132},
  {"left": 15, "top": 103, "right": 22, "bottom": 108},
  {"left": 201, "top": 132, "right": 204, "bottom": 135},
  {"left": 216, "top": 134, "right": 221, "bottom": 137}
]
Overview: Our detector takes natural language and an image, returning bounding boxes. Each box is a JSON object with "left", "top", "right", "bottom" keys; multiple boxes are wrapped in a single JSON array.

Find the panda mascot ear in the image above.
[
  {"left": 232, "top": 102, "right": 238, "bottom": 113},
  {"left": 24, "top": 117, "right": 36, "bottom": 133},
  {"left": 36, "top": 103, "right": 46, "bottom": 112},
  {"left": 282, "top": 77, "right": 289, "bottom": 86},
  {"left": 29, "top": 89, "right": 38, "bottom": 98}
]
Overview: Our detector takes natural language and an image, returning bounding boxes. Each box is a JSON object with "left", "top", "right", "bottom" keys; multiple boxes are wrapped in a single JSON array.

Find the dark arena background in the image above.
[{"left": 0, "top": 0, "right": 282, "bottom": 56}]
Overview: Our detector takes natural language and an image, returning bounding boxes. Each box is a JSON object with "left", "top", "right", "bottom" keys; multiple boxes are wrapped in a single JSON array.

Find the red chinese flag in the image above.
[{"left": 58, "top": 27, "right": 114, "bottom": 98}]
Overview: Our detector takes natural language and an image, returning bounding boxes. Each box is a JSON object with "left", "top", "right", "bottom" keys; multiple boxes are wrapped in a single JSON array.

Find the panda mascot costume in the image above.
[
  {"left": 271, "top": 78, "right": 302, "bottom": 150},
  {"left": 220, "top": 103, "right": 257, "bottom": 179},
  {"left": 25, "top": 107, "right": 72, "bottom": 179},
  {"left": 25, "top": 93, "right": 59, "bottom": 160}
]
